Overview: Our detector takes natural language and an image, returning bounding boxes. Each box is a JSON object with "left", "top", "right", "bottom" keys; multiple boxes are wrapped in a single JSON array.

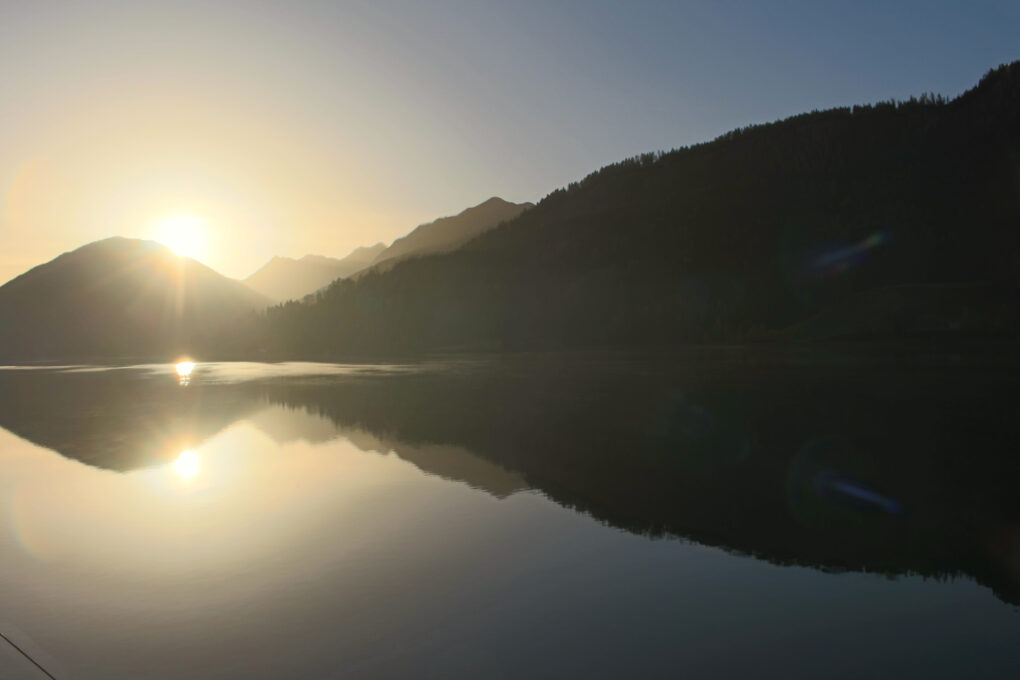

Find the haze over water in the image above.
[{"left": 1, "top": 355, "right": 1017, "bottom": 678}]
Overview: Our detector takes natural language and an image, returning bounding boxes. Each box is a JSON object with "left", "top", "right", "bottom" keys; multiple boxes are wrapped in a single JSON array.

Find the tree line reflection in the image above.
[{"left": 1, "top": 352, "right": 1017, "bottom": 604}]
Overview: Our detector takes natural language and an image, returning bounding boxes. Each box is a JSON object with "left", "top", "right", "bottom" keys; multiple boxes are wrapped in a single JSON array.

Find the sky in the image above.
[{"left": 1, "top": 0, "right": 1017, "bottom": 284}]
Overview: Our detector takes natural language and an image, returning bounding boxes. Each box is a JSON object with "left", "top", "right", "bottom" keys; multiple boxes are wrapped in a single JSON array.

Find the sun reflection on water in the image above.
[{"left": 175, "top": 361, "right": 196, "bottom": 385}]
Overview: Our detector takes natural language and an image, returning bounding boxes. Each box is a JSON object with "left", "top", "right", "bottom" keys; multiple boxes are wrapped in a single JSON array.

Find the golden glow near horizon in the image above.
[
  {"left": 172, "top": 450, "right": 201, "bottom": 480},
  {"left": 0, "top": 4, "right": 496, "bottom": 287},
  {"left": 154, "top": 215, "right": 208, "bottom": 260},
  {"left": 0, "top": 3, "right": 543, "bottom": 287}
]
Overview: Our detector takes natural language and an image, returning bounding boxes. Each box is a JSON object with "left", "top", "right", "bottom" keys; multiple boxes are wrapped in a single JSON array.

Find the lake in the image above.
[{"left": 1, "top": 351, "right": 1018, "bottom": 678}]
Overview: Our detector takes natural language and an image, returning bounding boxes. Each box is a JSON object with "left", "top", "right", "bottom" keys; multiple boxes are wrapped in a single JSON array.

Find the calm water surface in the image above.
[{"left": 1, "top": 353, "right": 1018, "bottom": 678}]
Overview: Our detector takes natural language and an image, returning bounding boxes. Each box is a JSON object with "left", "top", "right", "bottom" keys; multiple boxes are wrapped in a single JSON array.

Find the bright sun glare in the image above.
[
  {"left": 154, "top": 215, "right": 208, "bottom": 260},
  {"left": 173, "top": 450, "right": 201, "bottom": 479},
  {"left": 175, "top": 360, "right": 196, "bottom": 385}
]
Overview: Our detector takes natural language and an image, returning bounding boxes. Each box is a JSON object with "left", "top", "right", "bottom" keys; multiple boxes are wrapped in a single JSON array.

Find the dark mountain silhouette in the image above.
[
  {"left": 0, "top": 237, "right": 270, "bottom": 361},
  {"left": 780, "top": 282, "right": 1019, "bottom": 342},
  {"left": 244, "top": 243, "right": 386, "bottom": 302},
  {"left": 361, "top": 197, "right": 533, "bottom": 274},
  {"left": 265, "top": 62, "right": 1020, "bottom": 356}
]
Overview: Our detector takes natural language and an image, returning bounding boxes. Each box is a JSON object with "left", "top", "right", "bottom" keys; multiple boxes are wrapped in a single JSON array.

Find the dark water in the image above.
[{"left": 0, "top": 351, "right": 1018, "bottom": 679}]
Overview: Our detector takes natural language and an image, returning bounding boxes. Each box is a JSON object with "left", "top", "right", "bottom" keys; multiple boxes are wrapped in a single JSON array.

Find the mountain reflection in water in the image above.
[{"left": 0, "top": 352, "right": 1018, "bottom": 679}]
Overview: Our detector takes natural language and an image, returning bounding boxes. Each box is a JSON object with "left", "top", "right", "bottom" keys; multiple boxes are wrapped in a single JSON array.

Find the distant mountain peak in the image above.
[
  {"left": 344, "top": 242, "right": 387, "bottom": 258},
  {"left": 245, "top": 243, "right": 390, "bottom": 302},
  {"left": 299, "top": 254, "right": 334, "bottom": 264},
  {"left": 0, "top": 236, "right": 269, "bottom": 361},
  {"left": 244, "top": 200, "right": 533, "bottom": 301},
  {"left": 81, "top": 235, "right": 169, "bottom": 254},
  {"left": 366, "top": 197, "right": 533, "bottom": 271}
]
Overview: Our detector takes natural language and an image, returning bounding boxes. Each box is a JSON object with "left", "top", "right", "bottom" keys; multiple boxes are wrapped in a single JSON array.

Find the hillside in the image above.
[
  {"left": 0, "top": 237, "right": 270, "bottom": 361},
  {"left": 243, "top": 197, "right": 530, "bottom": 301},
  {"left": 265, "top": 62, "right": 1020, "bottom": 355},
  {"left": 362, "top": 197, "right": 533, "bottom": 274},
  {"left": 244, "top": 243, "right": 385, "bottom": 301}
]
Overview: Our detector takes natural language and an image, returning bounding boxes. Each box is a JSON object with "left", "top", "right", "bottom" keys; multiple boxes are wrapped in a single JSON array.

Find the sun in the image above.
[
  {"left": 153, "top": 215, "right": 208, "bottom": 260},
  {"left": 173, "top": 450, "right": 201, "bottom": 479}
]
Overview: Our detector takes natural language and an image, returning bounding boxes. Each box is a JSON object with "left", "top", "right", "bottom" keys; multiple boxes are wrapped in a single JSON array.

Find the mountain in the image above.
[
  {"left": 244, "top": 243, "right": 385, "bottom": 301},
  {"left": 363, "top": 197, "right": 533, "bottom": 273},
  {"left": 779, "top": 283, "right": 1019, "bottom": 342},
  {"left": 0, "top": 237, "right": 270, "bottom": 361},
  {"left": 264, "top": 62, "right": 1020, "bottom": 356},
  {"left": 243, "top": 198, "right": 531, "bottom": 301}
]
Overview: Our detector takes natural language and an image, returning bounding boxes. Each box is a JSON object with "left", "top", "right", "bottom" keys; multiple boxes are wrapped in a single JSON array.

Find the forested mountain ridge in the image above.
[
  {"left": 0, "top": 237, "right": 270, "bottom": 361},
  {"left": 361, "top": 197, "right": 533, "bottom": 274},
  {"left": 264, "top": 62, "right": 1020, "bottom": 355}
]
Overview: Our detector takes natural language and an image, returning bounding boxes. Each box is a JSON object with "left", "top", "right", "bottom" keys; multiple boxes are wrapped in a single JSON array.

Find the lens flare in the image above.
[{"left": 809, "top": 230, "right": 889, "bottom": 276}]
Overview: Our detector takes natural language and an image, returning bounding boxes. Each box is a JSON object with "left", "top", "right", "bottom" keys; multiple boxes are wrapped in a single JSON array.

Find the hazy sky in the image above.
[{"left": 1, "top": 0, "right": 1017, "bottom": 283}]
